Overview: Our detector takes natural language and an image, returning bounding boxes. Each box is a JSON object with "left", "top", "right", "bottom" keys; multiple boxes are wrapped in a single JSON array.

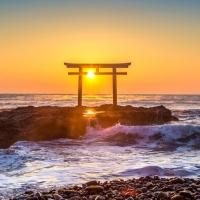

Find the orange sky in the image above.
[{"left": 0, "top": 1, "right": 200, "bottom": 94}]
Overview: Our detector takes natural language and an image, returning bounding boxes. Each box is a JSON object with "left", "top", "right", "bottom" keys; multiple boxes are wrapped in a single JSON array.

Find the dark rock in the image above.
[
  {"left": 27, "top": 197, "right": 39, "bottom": 200},
  {"left": 70, "top": 196, "right": 81, "bottom": 200},
  {"left": 86, "top": 180, "right": 99, "bottom": 186},
  {"left": 194, "top": 195, "right": 200, "bottom": 200},
  {"left": 170, "top": 178, "right": 185, "bottom": 184},
  {"left": 53, "top": 194, "right": 63, "bottom": 200},
  {"left": 141, "top": 187, "right": 148, "bottom": 193},
  {"left": 171, "top": 195, "right": 184, "bottom": 200},
  {"left": 89, "top": 195, "right": 105, "bottom": 200},
  {"left": 0, "top": 105, "right": 178, "bottom": 148},
  {"left": 179, "top": 191, "right": 194, "bottom": 199},
  {"left": 24, "top": 191, "right": 34, "bottom": 195},
  {"left": 157, "top": 192, "right": 167, "bottom": 199}
]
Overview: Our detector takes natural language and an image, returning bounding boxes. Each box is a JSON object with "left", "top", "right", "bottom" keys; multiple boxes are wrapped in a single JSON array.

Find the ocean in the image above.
[{"left": 0, "top": 94, "right": 200, "bottom": 198}]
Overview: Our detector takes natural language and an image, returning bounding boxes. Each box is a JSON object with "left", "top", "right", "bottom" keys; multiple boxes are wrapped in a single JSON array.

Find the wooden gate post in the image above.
[
  {"left": 113, "top": 67, "right": 117, "bottom": 107},
  {"left": 78, "top": 67, "right": 82, "bottom": 107}
]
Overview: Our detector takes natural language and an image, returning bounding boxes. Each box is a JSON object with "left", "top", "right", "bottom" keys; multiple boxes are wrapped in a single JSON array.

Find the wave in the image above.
[
  {"left": 117, "top": 166, "right": 197, "bottom": 177},
  {"left": 85, "top": 123, "right": 200, "bottom": 148}
]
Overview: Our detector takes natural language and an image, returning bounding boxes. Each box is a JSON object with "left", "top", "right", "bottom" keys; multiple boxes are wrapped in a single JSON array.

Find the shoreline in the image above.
[{"left": 6, "top": 176, "right": 200, "bottom": 200}]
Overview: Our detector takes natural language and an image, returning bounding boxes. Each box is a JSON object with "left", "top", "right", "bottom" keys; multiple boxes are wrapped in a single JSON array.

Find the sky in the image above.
[{"left": 0, "top": 0, "right": 200, "bottom": 94}]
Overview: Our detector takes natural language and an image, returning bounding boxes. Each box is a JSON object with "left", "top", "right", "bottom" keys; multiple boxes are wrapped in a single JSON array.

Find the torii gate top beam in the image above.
[{"left": 64, "top": 63, "right": 131, "bottom": 68}]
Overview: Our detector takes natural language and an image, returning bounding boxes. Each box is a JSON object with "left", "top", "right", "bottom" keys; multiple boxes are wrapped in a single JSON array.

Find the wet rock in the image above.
[
  {"left": 172, "top": 195, "right": 184, "bottom": 200},
  {"left": 27, "top": 197, "right": 39, "bottom": 200},
  {"left": 141, "top": 187, "right": 148, "bottom": 193},
  {"left": 53, "top": 194, "right": 63, "bottom": 200},
  {"left": 70, "top": 196, "right": 81, "bottom": 200},
  {"left": 64, "top": 190, "right": 77, "bottom": 194},
  {"left": 89, "top": 195, "right": 105, "bottom": 200},
  {"left": 86, "top": 180, "right": 99, "bottom": 186},
  {"left": 0, "top": 105, "right": 178, "bottom": 148},
  {"left": 179, "top": 191, "right": 194, "bottom": 199},
  {"left": 24, "top": 191, "right": 34, "bottom": 195},
  {"left": 86, "top": 186, "right": 104, "bottom": 192},
  {"left": 170, "top": 178, "right": 185, "bottom": 184},
  {"left": 154, "top": 175, "right": 161, "bottom": 180},
  {"left": 194, "top": 195, "right": 200, "bottom": 200},
  {"left": 157, "top": 192, "right": 167, "bottom": 199}
]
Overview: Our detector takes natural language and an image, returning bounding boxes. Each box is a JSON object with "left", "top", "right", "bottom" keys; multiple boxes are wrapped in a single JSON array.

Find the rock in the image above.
[
  {"left": 154, "top": 175, "right": 161, "bottom": 180},
  {"left": 64, "top": 190, "right": 77, "bottom": 194},
  {"left": 27, "top": 197, "right": 39, "bottom": 200},
  {"left": 172, "top": 195, "right": 184, "bottom": 200},
  {"left": 86, "top": 186, "right": 104, "bottom": 192},
  {"left": 170, "top": 178, "right": 185, "bottom": 184},
  {"left": 141, "top": 187, "right": 148, "bottom": 193},
  {"left": 24, "top": 191, "right": 34, "bottom": 195},
  {"left": 179, "top": 191, "right": 194, "bottom": 199},
  {"left": 0, "top": 105, "right": 178, "bottom": 148},
  {"left": 89, "top": 195, "right": 105, "bottom": 200},
  {"left": 146, "top": 182, "right": 153, "bottom": 188},
  {"left": 70, "top": 196, "right": 81, "bottom": 200},
  {"left": 86, "top": 180, "right": 99, "bottom": 186},
  {"left": 195, "top": 195, "right": 200, "bottom": 200},
  {"left": 53, "top": 194, "right": 63, "bottom": 200},
  {"left": 157, "top": 192, "right": 167, "bottom": 199}
]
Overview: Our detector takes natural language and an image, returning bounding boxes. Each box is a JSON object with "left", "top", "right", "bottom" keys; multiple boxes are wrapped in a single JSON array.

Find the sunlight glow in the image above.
[
  {"left": 87, "top": 70, "right": 95, "bottom": 79},
  {"left": 87, "top": 110, "right": 94, "bottom": 115}
]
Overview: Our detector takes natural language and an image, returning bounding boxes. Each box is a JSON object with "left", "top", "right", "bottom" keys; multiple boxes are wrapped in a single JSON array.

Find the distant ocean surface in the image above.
[{"left": 0, "top": 94, "right": 200, "bottom": 198}]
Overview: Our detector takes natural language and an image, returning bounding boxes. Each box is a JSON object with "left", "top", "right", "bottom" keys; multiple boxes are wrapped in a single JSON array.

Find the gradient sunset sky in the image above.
[{"left": 0, "top": 0, "right": 200, "bottom": 94}]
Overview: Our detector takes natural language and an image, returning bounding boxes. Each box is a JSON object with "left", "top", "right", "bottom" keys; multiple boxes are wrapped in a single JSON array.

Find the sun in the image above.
[{"left": 87, "top": 70, "right": 95, "bottom": 79}]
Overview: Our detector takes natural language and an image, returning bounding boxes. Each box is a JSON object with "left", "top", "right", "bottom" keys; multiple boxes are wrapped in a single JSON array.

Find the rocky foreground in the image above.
[
  {"left": 0, "top": 105, "right": 178, "bottom": 149},
  {"left": 10, "top": 177, "right": 200, "bottom": 200}
]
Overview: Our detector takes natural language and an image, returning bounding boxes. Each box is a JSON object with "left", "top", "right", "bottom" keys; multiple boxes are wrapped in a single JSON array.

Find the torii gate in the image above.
[{"left": 64, "top": 63, "right": 131, "bottom": 107}]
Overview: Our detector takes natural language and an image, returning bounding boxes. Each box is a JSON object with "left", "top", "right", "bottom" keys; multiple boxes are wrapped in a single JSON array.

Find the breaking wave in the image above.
[{"left": 85, "top": 123, "right": 200, "bottom": 148}]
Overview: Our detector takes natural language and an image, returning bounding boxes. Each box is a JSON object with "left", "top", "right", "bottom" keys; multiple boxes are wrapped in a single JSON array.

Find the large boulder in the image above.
[
  {"left": 93, "top": 105, "right": 178, "bottom": 128},
  {"left": 0, "top": 105, "right": 178, "bottom": 148},
  {"left": 0, "top": 106, "right": 86, "bottom": 148}
]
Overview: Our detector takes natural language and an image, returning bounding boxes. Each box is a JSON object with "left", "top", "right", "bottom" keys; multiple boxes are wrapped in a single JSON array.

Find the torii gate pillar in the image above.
[
  {"left": 113, "top": 67, "right": 117, "bottom": 107},
  {"left": 64, "top": 63, "right": 131, "bottom": 108},
  {"left": 78, "top": 67, "right": 82, "bottom": 107}
]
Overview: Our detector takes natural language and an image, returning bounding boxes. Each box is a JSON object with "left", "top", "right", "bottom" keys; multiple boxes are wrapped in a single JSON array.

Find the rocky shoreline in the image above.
[
  {"left": 0, "top": 104, "right": 178, "bottom": 149},
  {"left": 8, "top": 176, "right": 200, "bottom": 200}
]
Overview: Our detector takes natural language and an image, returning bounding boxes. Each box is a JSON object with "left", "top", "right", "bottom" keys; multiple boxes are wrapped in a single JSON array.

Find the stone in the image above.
[
  {"left": 170, "top": 178, "right": 185, "bottom": 184},
  {"left": 86, "top": 181, "right": 99, "bottom": 186},
  {"left": 53, "top": 194, "right": 63, "bottom": 200},
  {"left": 0, "top": 105, "right": 178, "bottom": 149},
  {"left": 27, "top": 197, "right": 39, "bottom": 200},
  {"left": 171, "top": 195, "right": 184, "bottom": 200},
  {"left": 141, "top": 187, "right": 148, "bottom": 193},
  {"left": 157, "top": 192, "right": 167, "bottom": 199},
  {"left": 86, "top": 186, "right": 104, "bottom": 192},
  {"left": 70, "top": 196, "right": 81, "bottom": 200},
  {"left": 64, "top": 190, "right": 77, "bottom": 194},
  {"left": 195, "top": 195, "right": 200, "bottom": 200},
  {"left": 179, "top": 191, "right": 194, "bottom": 199},
  {"left": 89, "top": 195, "right": 105, "bottom": 200}
]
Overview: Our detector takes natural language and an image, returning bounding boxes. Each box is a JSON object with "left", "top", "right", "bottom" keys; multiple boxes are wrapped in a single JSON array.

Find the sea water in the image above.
[{"left": 0, "top": 94, "right": 200, "bottom": 198}]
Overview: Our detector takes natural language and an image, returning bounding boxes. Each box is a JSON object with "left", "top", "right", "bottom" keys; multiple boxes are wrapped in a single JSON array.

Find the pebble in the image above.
[
  {"left": 53, "top": 194, "right": 63, "bottom": 200},
  {"left": 170, "top": 178, "right": 185, "bottom": 184},
  {"left": 157, "top": 191, "right": 167, "bottom": 199},
  {"left": 89, "top": 195, "right": 105, "bottom": 200},
  {"left": 10, "top": 177, "right": 200, "bottom": 200},
  {"left": 172, "top": 195, "right": 184, "bottom": 200}
]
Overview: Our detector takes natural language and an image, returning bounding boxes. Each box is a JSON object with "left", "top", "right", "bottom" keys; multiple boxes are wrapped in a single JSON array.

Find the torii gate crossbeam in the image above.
[{"left": 64, "top": 63, "right": 131, "bottom": 108}]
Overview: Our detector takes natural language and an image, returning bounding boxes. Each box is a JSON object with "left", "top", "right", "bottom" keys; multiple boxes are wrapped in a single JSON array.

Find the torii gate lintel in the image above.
[{"left": 64, "top": 63, "right": 131, "bottom": 107}]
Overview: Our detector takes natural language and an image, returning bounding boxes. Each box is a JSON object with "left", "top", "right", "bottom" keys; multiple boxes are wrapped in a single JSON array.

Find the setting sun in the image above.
[{"left": 87, "top": 70, "right": 95, "bottom": 79}]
